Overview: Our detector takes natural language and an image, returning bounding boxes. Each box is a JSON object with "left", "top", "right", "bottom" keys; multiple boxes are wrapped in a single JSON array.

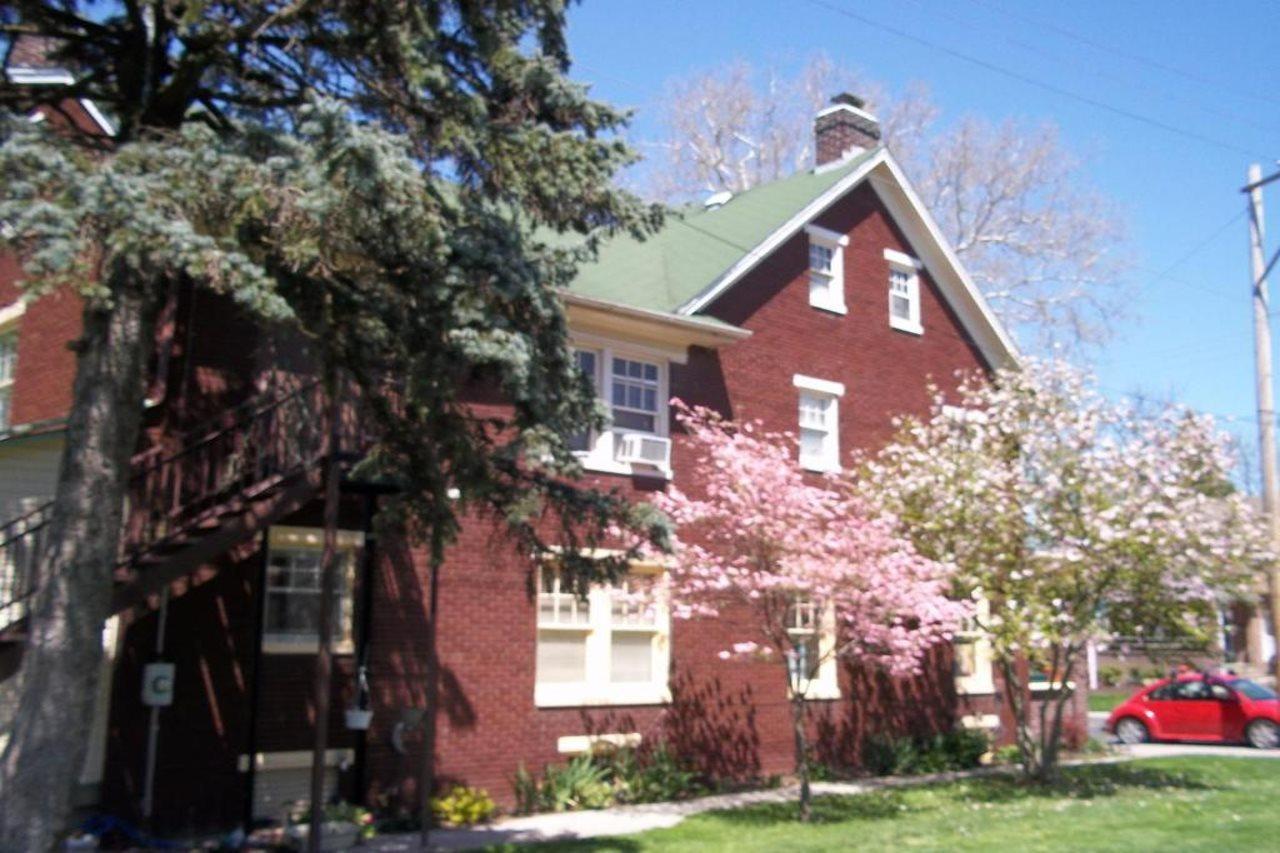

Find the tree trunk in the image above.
[
  {"left": 307, "top": 373, "right": 343, "bottom": 853},
  {"left": 418, "top": 553, "right": 442, "bottom": 847},
  {"left": 789, "top": 692, "right": 812, "bottom": 822},
  {"left": 0, "top": 272, "right": 159, "bottom": 851},
  {"left": 998, "top": 657, "right": 1042, "bottom": 781}
]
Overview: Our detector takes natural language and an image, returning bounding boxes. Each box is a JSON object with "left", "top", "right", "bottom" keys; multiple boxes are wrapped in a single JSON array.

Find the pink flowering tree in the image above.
[
  {"left": 654, "top": 402, "right": 966, "bottom": 820},
  {"left": 863, "top": 359, "right": 1273, "bottom": 781}
]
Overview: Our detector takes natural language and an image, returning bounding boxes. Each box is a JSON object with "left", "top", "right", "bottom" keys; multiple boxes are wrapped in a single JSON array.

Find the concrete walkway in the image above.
[{"left": 366, "top": 763, "right": 1083, "bottom": 852}]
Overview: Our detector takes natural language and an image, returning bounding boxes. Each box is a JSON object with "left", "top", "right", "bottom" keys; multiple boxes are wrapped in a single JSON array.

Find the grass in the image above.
[
  {"left": 520, "top": 758, "right": 1279, "bottom": 852},
  {"left": 1087, "top": 688, "right": 1131, "bottom": 713}
]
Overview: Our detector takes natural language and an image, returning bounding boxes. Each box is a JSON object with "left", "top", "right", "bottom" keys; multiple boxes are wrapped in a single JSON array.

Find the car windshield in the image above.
[{"left": 1230, "top": 679, "right": 1278, "bottom": 700}]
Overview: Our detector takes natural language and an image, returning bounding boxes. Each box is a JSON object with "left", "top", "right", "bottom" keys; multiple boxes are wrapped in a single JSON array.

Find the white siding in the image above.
[{"left": 0, "top": 433, "right": 63, "bottom": 522}]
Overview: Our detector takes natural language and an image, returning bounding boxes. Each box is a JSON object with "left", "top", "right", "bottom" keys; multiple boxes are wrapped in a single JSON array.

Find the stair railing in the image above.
[{"left": 0, "top": 377, "right": 362, "bottom": 633}]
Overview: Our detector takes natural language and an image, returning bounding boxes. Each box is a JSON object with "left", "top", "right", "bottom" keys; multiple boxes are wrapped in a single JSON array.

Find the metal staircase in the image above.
[{"left": 0, "top": 378, "right": 361, "bottom": 640}]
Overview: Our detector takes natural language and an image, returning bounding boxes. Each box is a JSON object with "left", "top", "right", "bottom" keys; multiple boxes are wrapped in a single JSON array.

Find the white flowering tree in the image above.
[{"left": 862, "top": 359, "right": 1271, "bottom": 780}]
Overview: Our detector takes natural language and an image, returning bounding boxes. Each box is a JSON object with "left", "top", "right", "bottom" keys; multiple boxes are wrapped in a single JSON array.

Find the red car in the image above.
[{"left": 1105, "top": 674, "right": 1280, "bottom": 749}]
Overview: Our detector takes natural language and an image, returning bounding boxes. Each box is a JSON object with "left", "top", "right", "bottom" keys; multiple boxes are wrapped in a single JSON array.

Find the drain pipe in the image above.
[{"left": 141, "top": 586, "right": 170, "bottom": 821}]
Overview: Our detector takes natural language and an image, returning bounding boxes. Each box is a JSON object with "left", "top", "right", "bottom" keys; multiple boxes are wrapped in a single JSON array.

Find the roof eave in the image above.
[{"left": 563, "top": 292, "right": 751, "bottom": 361}]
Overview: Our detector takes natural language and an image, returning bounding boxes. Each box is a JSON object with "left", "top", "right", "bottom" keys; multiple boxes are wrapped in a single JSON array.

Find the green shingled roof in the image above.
[{"left": 569, "top": 150, "right": 877, "bottom": 314}]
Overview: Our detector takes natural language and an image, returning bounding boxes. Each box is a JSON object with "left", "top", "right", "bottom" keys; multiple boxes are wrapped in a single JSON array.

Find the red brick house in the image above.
[{"left": 0, "top": 72, "right": 1088, "bottom": 836}]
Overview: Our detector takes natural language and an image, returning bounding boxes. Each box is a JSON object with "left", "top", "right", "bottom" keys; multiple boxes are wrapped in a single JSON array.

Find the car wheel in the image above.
[
  {"left": 1246, "top": 719, "right": 1280, "bottom": 749},
  {"left": 1115, "top": 717, "right": 1150, "bottom": 745}
]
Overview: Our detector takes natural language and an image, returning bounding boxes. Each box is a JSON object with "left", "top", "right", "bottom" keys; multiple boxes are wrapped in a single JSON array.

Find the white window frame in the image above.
[
  {"left": 0, "top": 300, "right": 24, "bottom": 433},
  {"left": 954, "top": 593, "right": 995, "bottom": 695},
  {"left": 569, "top": 336, "right": 671, "bottom": 478},
  {"left": 787, "top": 598, "right": 841, "bottom": 700},
  {"left": 884, "top": 248, "right": 923, "bottom": 335},
  {"left": 793, "top": 374, "right": 845, "bottom": 473},
  {"left": 262, "top": 525, "right": 364, "bottom": 655},
  {"left": 535, "top": 561, "right": 672, "bottom": 708},
  {"left": 806, "top": 224, "right": 849, "bottom": 315}
]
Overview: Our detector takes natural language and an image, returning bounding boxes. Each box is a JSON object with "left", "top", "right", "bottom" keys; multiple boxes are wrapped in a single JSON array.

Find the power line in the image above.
[
  {"left": 898, "top": 0, "right": 1280, "bottom": 137},
  {"left": 800, "top": 0, "right": 1273, "bottom": 161},
  {"left": 965, "top": 0, "right": 1280, "bottom": 111}
]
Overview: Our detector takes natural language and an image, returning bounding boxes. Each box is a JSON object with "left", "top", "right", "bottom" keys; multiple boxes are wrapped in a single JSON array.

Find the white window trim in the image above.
[
  {"left": 261, "top": 525, "right": 364, "bottom": 655},
  {"left": 788, "top": 601, "right": 841, "bottom": 701},
  {"left": 884, "top": 248, "right": 924, "bottom": 336},
  {"left": 0, "top": 303, "right": 22, "bottom": 432},
  {"left": 570, "top": 336, "right": 672, "bottom": 479},
  {"left": 793, "top": 374, "right": 844, "bottom": 473},
  {"left": 805, "top": 225, "right": 849, "bottom": 315},
  {"left": 955, "top": 594, "right": 996, "bottom": 696},
  {"left": 535, "top": 561, "right": 672, "bottom": 708}
]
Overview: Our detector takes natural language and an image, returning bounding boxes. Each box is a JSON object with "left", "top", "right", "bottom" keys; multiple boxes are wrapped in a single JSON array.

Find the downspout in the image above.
[
  {"left": 352, "top": 493, "right": 378, "bottom": 804},
  {"left": 242, "top": 532, "right": 270, "bottom": 831},
  {"left": 140, "top": 587, "right": 169, "bottom": 823}
]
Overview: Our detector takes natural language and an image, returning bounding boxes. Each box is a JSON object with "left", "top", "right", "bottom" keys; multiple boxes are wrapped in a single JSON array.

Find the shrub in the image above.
[
  {"left": 864, "top": 728, "right": 990, "bottom": 776},
  {"left": 511, "top": 742, "right": 707, "bottom": 814},
  {"left": 430, "top": 786, "right": 495, "bottom": 827},
  {"left": 1098, "top": 664, "right": 1124, "bottom": 687},
  {"left": 992, "top": 744, "right": 1022, "bottom": 765},
  {"left": 605, "top": 744, "right": 707, "bottom": 804}
]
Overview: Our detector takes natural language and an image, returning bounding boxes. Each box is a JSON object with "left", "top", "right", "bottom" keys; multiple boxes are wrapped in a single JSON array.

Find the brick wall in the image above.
[
  {"left": 93, "top": 179, "right": 1087, "bottom": 831},
  {"left": 0, "top": 253, "right": 83, "bottom": 428}
]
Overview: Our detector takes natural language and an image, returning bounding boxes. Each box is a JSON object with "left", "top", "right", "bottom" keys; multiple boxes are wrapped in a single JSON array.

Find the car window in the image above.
[
  {"left": 1147, "top": 684, "right": 1174, "bottom": 700},
  {"left": 1209, "top": 682, "right": 1235, "bottom": 701},
  {"left": 1171, "top": 680, "right": 1212, "bottom": 700},
  {"left": 1231, "top": 679, "right": 1279, "bottom": 700}
]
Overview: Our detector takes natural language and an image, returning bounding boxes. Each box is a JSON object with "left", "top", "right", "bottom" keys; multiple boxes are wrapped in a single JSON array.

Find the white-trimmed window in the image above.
[
  {"left": 787, "top": 598, "right": 840, "bottom": 700},
  {"left": 806, "top": 225, "right": 849, "bottom": 314},
  {"left": 570, "top": 341, "right": 671, "bottom": 477},
  {"left": 954, "top": 593, "right": 995, "bottom": 695},
  {"left": 262, "top": 526, "right": 363, "bottom": 654},
  {"left": 793, "top": 374, "right": 845, "bottom": 473},
  {"left": 535, "top": 562, "right": 671, "bottom": 707},
  {"left": 884, "top": 248, "right": 923, "bottom": 335},
  {"left": 0, "top": 325, "right": 17, "bottom": 432}
]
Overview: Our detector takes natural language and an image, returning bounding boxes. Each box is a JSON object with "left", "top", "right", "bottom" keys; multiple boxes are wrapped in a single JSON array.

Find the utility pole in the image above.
[{"left": 1246, "top": 162, "right": 1280, "bottom": 683}]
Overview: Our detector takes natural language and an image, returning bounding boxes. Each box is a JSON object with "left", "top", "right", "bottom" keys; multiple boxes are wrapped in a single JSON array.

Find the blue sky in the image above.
[{"left": 564, "top": 0, "right": 1280, "bottom": 484}]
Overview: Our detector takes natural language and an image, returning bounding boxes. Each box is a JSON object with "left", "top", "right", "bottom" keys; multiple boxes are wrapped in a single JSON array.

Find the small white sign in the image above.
[{"left": 142, "top": 662, "right": 175, "bottom": 707}]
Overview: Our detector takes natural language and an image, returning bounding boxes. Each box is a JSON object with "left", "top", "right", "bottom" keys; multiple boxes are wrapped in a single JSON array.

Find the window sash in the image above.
[
  {"left": 0, "top": 332, "right": 15, "bottom": 385},
  {"left": 610, "top": 357, "right": 660, "bottom": 433},
  {"left": 809, "top": 244, "right": 834, "bottom": 274},
  {"left": 888, "top": 267, "right": 919, "bottom": 324}
]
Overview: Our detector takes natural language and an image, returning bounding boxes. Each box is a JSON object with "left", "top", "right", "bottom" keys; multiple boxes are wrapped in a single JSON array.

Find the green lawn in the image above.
[
  {"left": 1088, "top": 689, "right": 1131, "bottom": 713},
  {"left": 525, "top": 758, "right": 1279, "bottom": 852}
]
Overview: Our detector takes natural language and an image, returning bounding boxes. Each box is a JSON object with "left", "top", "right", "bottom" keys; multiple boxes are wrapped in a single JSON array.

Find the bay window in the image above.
[{"left": 535, "top": 563, "right": 670, "bottom": 707}]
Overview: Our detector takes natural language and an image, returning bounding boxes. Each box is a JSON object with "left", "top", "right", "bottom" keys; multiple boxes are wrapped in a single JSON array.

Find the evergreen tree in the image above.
[{"left": 0, "top": 4, "right": 666, "bottom": 847}]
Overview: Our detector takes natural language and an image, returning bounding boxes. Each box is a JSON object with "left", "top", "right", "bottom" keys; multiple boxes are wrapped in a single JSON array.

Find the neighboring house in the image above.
[{"left": 0, "top": 65, "right": 1088, "bottom": 835}]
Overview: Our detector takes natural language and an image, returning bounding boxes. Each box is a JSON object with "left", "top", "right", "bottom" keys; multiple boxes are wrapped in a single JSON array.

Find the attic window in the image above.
[
  {"left": 805, "top": 225, "right": 848, "bottom": 315},
  {"left": 884, "top": 248, "right": 923, "bottom": 335}
]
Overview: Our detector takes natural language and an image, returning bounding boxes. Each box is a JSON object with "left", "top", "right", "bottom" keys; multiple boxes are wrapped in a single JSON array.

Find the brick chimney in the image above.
[{"left": 814, "top": 93, "right": 881, "bottom": 166}]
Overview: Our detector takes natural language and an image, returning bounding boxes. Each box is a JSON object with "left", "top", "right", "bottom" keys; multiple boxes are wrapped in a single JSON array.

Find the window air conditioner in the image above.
[{"left": 614, "top": 433, "right": 672, "bottom": 470}]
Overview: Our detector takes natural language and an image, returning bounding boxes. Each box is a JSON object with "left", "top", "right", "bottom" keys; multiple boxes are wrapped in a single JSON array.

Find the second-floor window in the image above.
[
  {"left": 793, "top": 374, "right": 844, "bottom": 473},
  {"left": 0, "top": 328, "right": 16, "bottom": 431},
  {"left": 570, "top": 343, "right": 670, "bottom": 476}
]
